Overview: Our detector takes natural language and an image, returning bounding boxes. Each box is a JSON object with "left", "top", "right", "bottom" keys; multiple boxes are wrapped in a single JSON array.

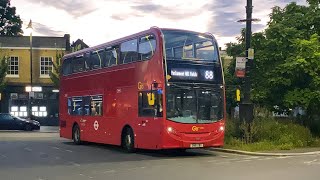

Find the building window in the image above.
[
  {"left": 40, "top": 57, "right": 53, "bottom": 77},
  {"left": 7, "top": 56, "right": 19, "bottom": 76}
]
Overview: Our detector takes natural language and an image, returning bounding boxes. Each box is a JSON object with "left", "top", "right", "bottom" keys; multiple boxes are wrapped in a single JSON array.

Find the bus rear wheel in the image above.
[
  {"left": 122, "top": 127, "right": 135, "bottom": 153},
  {"left": 72, "top": 124, "right": 82, "bottom": 145}
]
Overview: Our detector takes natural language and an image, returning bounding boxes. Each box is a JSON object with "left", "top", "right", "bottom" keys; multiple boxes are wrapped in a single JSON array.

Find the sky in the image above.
[{"left": 11, "top": 0, "right": 306, "bottom": 49}]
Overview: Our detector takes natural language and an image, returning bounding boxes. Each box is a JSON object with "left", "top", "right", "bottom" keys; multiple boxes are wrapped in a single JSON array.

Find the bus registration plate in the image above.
[{"left": 190, "top": 144, "right": 204, "bottom": 148}]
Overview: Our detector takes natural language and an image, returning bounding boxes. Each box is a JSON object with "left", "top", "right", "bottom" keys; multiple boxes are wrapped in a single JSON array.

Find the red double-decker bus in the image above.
[{"left": 59, "top": 27, "right": 226, "bottom": 152}]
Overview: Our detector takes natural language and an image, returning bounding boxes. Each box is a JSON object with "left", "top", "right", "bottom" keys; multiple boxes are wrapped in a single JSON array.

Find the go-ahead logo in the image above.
[{"left": 192, "top": 126, "right": 204, "bottom": 132}]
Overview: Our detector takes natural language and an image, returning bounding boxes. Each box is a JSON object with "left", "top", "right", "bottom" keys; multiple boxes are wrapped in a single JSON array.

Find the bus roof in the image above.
[{"left": 63, "top": 27, "right": 216, "bottom": 59}]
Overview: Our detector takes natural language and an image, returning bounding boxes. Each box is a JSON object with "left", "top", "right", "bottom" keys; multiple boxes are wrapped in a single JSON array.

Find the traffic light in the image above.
[{"left": 236, "top": 89, "right": 241, "bottom": 102}]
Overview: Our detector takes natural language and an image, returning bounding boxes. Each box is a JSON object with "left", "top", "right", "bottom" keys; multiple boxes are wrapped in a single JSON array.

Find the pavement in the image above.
[
  {"left": 0, "top": 126, "right": 59, "bottom": 133},
  {"left": 39, "top": 126, "right": 59, "bottom": 133},
  {"left": 211, "top": 147, "right": 320, "bottom": 156},
  {"left": 0, "top": 132, "right": 320, "bottom": 180}
]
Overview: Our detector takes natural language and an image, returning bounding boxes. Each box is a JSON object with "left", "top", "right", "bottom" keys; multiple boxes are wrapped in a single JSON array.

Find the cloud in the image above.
[
  {"left": 205, "top": 0, "right": 304, "bottom": 38},
  {"left": 130, "top": 2, "right": 200, "bottom": 20},
  {"left": 32, "top": 21, "right": 66, "bottom": 36},
  {"left": 25, "top": 0, "right": 97, "bottom": 17}
]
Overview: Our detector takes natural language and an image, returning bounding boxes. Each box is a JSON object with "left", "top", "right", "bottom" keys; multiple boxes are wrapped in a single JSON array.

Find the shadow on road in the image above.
[{"left": 62, "top": 141, "right": 217, "bottom": 158}]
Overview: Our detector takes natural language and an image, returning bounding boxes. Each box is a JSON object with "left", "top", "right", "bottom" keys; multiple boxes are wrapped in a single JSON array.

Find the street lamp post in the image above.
[{"left": 26, "top": 20, "right": 33, "bottom": 119}]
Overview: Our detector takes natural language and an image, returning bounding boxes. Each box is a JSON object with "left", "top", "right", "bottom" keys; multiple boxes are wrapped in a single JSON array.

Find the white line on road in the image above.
[
  {"left": 65, "top": 149, "right": 73, "bottom": 153},
  {"left": 24, "top": 147, "right": 32, "bottom": 152},
  {"left": 257, "top": 157, "right": 273, "bottom": 161},
  {"left": 235, "top": 159, "right": 252, "bottom": 163},
  {"left": 51, "top": 147, "right": 60, "bottom": 150},
  {"left": 127, "top": 166, "right": 146, "bottom": 171},
  {"left": 304, "top": 159, "right": 318, "bottom": 164},
  {"left": 69, "top": 161, "right": 81, "bottom": 166},
  {"left": 276, "top": 156, "right": 290, "bottom": 159},
  {"left": 227, "top": 158, "right": 240, "bottom": 161},
  {"left": 242, "top": 156, "right": 259, "bottom": 160},
  {"left": 103, "top": 170, "right": 116, "bottom": 173},
  {"left": 0, "top": 154, "right": 7, "bottom": 158}
]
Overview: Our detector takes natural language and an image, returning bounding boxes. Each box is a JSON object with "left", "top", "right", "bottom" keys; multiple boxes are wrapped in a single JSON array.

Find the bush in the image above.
[{"left": 225, "top": 116, "right": 316, "bottom": 151}]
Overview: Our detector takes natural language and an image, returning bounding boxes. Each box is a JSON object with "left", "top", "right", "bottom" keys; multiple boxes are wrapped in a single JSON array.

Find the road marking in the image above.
[
  {"left": 103, "top": 170, "right": 116, "bottom": 173},
  {"left": 0, "top": 154, "right": 7, "bottom": 158},
  {"left": 276, "top": 156, "right": 290, "bottom": 159},
  {"left": 214, "top": 161, "right": 230, "bottom": 165},
  {"left": 262, "top": 157, "right": 273, "bottom": 160},
  {"left": 242, "top": 156, "right": 259, "bottom": 160},
  {"left": 226, "top": 158, "right": 240, "bottom": 161},
  {"left": 304, "top": 159, "right": 318, "bottom": 165},
  {"left": 127, "top": 166, "right": 146, "bottom": 171},
  {"left": 24, "top": 147, "right": 32, "bottom": 152},
  {"left": 69, "top": 161, "right": 81, "bottom": 166},
  {"left": 235, "top": 159, "right": 252, "bottom": 163},
  {"left": 65, "top": 149, "right": 73, "bottom": 153},
  {"left": 51, "top": 147, "right": 60, "bottom": 150}
]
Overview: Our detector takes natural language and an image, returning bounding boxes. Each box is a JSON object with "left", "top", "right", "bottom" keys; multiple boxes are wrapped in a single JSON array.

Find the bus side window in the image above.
[
  {"left": 72, "top": 56, "right": 84, "bottom": 73},
  {"left": 83, "top": 96, "right": 91, "bottom": 116},
  {"left": 84, "top": 53, "right": 92, "bottom": 71},
  {"left": 72, "top": 97, "right": 83, "bottom": 116},
  {"left": 139, "top": 35, "right": 156, "bottom": 61},
  {"left": 120, "top": 39, "right": 138, "bottom": 64},
  {"left": 67, "top": 98, "right": 72, "bottom": 114},
  {"left": 62, "top": 58, "right": 72, "bottom": 76},
  {"left": 105, "top": 48, "right": 118, "bottom": 67},
  {"left": 91, "top": 95, "right": 103, "bottom": 116},
  {"left": 91, "top": 50, "right": 104, "bottom": 69}
]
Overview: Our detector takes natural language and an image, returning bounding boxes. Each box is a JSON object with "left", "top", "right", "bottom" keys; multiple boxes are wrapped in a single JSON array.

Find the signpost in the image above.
[{"left": 235, "top": 57, "right": 247, "bottom": 78}]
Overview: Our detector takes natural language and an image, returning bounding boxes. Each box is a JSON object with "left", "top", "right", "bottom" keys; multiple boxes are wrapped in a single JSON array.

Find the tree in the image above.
[
  {"left": 225, "top": 1, "right": 320, "bottom": 111},
  {"left": 50, "top": 51, "right": 64, "bottom": 88},
  {"left": 0, "top": 56, "right": 8, "bottom": 93},
  {"left": 0, "top": 0, "right": 23, "bottom": 36}
]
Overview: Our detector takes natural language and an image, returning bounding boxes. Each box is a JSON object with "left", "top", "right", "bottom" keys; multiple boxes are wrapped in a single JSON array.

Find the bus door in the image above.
[
  {"left": 136, "top": 90, "right": 163, "bottom": 149},
  {"left": 82, "top": 95, "right": 104, "bottom": 143}
]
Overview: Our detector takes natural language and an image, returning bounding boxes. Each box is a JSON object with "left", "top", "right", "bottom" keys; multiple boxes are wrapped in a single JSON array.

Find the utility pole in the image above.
[{"left": 238, "top": 0, "right": 258, "bottom": 122}]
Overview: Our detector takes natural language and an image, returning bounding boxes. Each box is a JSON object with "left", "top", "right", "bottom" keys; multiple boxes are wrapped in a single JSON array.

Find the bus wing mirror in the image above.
[{"left": 147, "top": 93, "right": 155, "bottom": 106}]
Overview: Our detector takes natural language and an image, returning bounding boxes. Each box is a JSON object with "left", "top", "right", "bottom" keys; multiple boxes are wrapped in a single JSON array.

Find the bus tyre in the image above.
[
  {"left": 122, "top": 128, "right": 135, "bottom": 153},
  {"left": 72, "top": 124, "right": 82, "bottom": 145}
]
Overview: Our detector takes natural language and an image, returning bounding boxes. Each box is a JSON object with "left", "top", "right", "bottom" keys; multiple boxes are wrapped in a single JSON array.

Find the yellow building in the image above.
[{"left": 0, "top": 34, "right": 70, "bottom": 125}]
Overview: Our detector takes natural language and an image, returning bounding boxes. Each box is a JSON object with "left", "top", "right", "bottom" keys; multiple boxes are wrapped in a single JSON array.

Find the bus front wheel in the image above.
[
  {"left": 122, "top": 127, "right": 135, "bottom": 153},
  {"left": 72, "top": 124, "right": 82, "bottom": 145}
]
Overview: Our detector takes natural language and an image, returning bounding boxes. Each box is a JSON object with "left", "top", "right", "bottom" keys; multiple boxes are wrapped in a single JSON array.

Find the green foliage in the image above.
[
  {"left": 0, "top": 55, "right": 8, "bottom": 92},
  {"left": 0, "top": 0, "right": 23, "bottom": 36},
  {"left": 225, "top": 117, "right": 317, "bottom": 151},
  {"left": 50, "top": 51, "right": 64, "bottom": 88},
  {"left": 225, "top": 1, "right": 320, "bottom": 119}
]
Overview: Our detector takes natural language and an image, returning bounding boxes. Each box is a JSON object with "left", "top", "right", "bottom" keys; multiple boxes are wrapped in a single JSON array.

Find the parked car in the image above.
[{"left": 0, "top": 113, "right": 40, "bottom": 131}]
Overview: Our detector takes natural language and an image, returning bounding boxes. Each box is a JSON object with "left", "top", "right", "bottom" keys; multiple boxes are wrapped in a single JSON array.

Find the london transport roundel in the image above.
[{"left": 93, "top": 120, "right": 99, "bottom": 130}]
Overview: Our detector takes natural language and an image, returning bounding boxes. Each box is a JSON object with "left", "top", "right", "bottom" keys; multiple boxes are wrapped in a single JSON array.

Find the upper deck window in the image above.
[
  {"left": 163, "top": 30, "right": 219, "bottom": 62},
  {"left": 121, "top": 39, "right": 138, "bottom": 64},
  {"left": 72, "top": 56, "right": 85, "bottom": 73},
  {"left": 91, "top": 50, "right": 104, "bottom": 69},
  {"left": 62, "top": 58, "right": 72, "bottom": 76},
  {"left": 139, "top": 35, "right": 156, "bottom": 60}
]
